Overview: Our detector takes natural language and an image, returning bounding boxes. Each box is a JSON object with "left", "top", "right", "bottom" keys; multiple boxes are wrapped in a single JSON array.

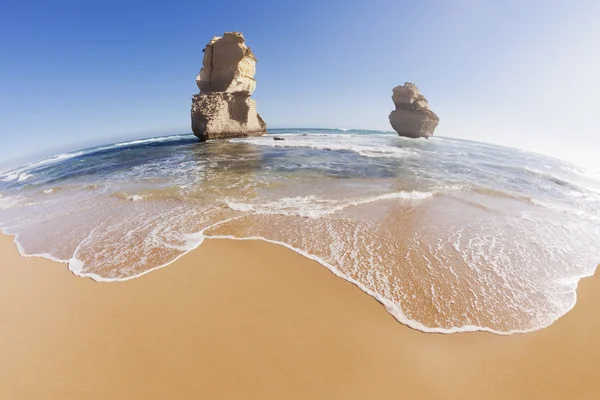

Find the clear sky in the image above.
[{"left": 1, "top": 0, "right": 599, "bottom": 170}]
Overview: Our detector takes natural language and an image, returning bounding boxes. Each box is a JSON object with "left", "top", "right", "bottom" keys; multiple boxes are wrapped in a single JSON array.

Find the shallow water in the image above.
[{"left": 1, "top": 128, "right": 599, "bottom": 334}]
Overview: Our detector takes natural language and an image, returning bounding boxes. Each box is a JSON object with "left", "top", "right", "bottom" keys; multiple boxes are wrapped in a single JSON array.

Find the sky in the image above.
[{"left": 1, "top": 0, "right": 599, "bottom": 171}]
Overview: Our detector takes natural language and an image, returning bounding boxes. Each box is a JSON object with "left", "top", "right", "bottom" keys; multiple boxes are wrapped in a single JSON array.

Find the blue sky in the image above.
[{"left": 1, "top": 0, "right": 599, "bottom": 170}]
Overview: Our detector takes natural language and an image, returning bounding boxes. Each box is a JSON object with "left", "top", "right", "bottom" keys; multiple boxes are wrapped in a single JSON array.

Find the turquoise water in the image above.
[{"left": 1, "top": 129, "right": 599, "bottom": 334}]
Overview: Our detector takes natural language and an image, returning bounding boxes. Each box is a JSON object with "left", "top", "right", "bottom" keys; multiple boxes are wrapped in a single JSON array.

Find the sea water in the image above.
[{"left": 1, "top": 129, "right": 599, "bottom": 334}]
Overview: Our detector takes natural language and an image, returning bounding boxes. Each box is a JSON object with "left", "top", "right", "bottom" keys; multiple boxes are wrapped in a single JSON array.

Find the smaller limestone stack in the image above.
[
  {"left": 191, "top": 32, "right": 267, "bottom": 141},
  {"left": 389, "top": 82, "right": 439, "bottom": 138}
]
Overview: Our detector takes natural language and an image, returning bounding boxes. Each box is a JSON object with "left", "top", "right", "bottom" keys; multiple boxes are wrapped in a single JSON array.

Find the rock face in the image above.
[
  {"left": 191, "top": 32, "right": 267, "bottom": 141},
  {"left": 389, "top": 82, "right": 439, "bottom": 138}
]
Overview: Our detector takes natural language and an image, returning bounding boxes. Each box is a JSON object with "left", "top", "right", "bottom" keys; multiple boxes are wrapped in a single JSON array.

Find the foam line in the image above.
[{"left": 202, "top": 234, "right": 597, "bottom": 335}]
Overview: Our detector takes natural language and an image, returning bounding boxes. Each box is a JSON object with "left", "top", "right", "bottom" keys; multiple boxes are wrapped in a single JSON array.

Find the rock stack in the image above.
[
  {"left": 191, "top": 32, "right": 267, "bottom": 141},
  {"left": 389, "top": 82, "right": 439, "bottom": 138}
]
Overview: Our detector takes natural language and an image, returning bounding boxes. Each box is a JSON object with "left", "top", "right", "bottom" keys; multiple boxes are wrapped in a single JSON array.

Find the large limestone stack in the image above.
[
  {"left": 389, "top": 83, "right": 439, "bottom": 138},
  {"left": 191, "top": 32, "right": 267, "bottom": 141}
]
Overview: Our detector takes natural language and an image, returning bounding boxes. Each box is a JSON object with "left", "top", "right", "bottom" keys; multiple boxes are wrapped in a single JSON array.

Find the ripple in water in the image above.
[{"left": 1, "top": 129, "right": 599, "bottom": 334}]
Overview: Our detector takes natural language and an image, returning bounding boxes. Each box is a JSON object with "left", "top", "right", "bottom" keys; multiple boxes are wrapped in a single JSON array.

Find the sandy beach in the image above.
[{"left": 0, "top": 233, "right": 599, "bottom": 399}]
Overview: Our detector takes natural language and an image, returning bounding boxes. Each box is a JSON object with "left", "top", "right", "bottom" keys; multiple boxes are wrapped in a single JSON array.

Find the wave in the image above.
[
  {"left": 230, "top": 134, "right": 415, "bottom": 159},
  {"left": 2, "top": 172, "right": 33, "bottom": 182},
  {"left": 269, "top": 128, "right": 392, "bottom": 135},
  {"left": 530, "top": 198, "right": 600, "bottom": 224},
  {"left": 0, "top": 135, "right": 194, "bottom": 183},
  {"left": 53, "top": 218, "right": 584, "bottom": 335},
  {"left": 90, "top": 134, "right": 193, "bottom": 153},
  {"left": 111, "top": 187, "right": 185, "bottom": 202},
  {"left": 23, "top": 152, "right": 84, "bottom": 171},
  {"left": 524, "top": 167, "right": 587, "bottom": 190},
  {"left": 196, "top": 233, "right": 581, "bottom": 335},
  {"left": 225, "top": 191, "right": 434, "bottom": 218},
  {"left": 2, "top": 201, "right": 593, "bottom": 336},
  {"left": 0, "top": 194, "right": 34, "bottom": 210},
  {"left": 467, "top": 186, "right": 534, "bottom": 203},
  {"left": 0, "top": 152, "right": 85, "bottom": 181}
]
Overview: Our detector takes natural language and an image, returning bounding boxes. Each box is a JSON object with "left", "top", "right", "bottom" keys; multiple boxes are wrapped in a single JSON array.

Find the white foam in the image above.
[
  {"left": 92, "top": 135, "right": 191, "bottom": 152},
  {"left": 65, "top": 217, "right": 245, "bottom": 282},
  {"left": 24, "top": 152, "right": 84, "bottom": 170},
  {"left": 3, "top": 190, "right": 597, "bottom": 335},
  {"left": 126, "top": 194, "right": 146, "bottom": 202},
  {"left": 0, "top": 195, "right": 29, "bottom": 210},
  {"left": 0, "top": 135, "right": 191, "bottom": 184},
  {"left": 201, "top": 233, "right": 577, "bottom": 335},
  {"left": 2, "top": 172, "right": 33, "bottom": 182},
  {"left": 3, "top": 210, "right": 594, "bottom": 336},
  {"left": 18, "top": 173, "right": 33, "bottom": 182},
  {"left": 230, "top": 134, "right": 415, "bottom": 159},
  {"left": 226, "top": 191, "right": 433, "bottom": 218},
  {"left": 530, "top": 198, "right": 600, "bottom": 224},
  {"left": 1, "top": 173, "right": 18, "bottom": 182},
  {"left": 0, "top": 152, "right": 85, "bottom": 183},
  {"left": 0, "top": 228, "right": 70, "bottom": 264}
]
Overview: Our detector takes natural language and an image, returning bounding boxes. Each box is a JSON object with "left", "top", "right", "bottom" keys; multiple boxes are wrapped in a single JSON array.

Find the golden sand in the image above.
[{"left": 0, "top": 233, "right": 599, "bottom": 399}]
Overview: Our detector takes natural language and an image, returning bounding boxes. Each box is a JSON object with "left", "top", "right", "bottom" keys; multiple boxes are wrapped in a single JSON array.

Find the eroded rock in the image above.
[
  {"left": 191, "top": 32, "right": 267, "bottom": 141},
  {"left": 389, "top": 82, "right": 439, "bottom": 138}
]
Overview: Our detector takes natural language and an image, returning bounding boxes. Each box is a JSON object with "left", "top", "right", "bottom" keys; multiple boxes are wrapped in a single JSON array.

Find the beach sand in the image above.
[{"left": 0, "top": 233, "right": 599, "bottom": 399}]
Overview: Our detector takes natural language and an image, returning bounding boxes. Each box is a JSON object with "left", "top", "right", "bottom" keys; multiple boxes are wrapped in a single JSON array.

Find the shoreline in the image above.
[
  {"left": 2, "top": 225, "right": 596, "bottom": 336},
  {"left": 1, "top": 233, "right": 600, "bottom": 399},
  {"left": 2, "top": 131, "right": 598, "bottom": 338}
]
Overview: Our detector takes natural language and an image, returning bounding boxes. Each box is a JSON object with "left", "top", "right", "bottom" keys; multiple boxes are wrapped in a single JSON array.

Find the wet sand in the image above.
[{"left": 0, "top": 234, "right": 599, "bottom": 399}]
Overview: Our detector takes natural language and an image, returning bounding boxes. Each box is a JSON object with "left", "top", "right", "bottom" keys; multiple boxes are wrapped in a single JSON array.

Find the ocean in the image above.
[{"left": 1, "top": 128, "right": 599, "bottom": 334}]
